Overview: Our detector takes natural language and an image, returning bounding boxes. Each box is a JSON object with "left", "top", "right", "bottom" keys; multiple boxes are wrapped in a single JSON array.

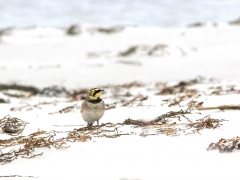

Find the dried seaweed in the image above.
[
  {"left": 0, "top": 136, "right": 23, "bottom": 148},
  {"left": 0, "top": 115, "right": 28, "bottom": 136},
  {"left": 156, "top": 77, "right": 203, "bottom": 95},
  {"left": 10, "top": 102, "right": 53, "bottom": 111},
  {"left": 229, "top": 17, "right": 240, "bottom": 25},
  {"left": 0, "top": 110, "right": 228, "bottom": 164},
  {"left": 0, "top": 84, "right": 39, "bottom": 95},
  {"left": 105, "top": 102, "right": 117, "bottom": 110},
  {"left": 49, "top": 104, "right": 81, "bottom": 114},
  {"left": 187, "top": 100, "right": 204, "bottom": 109},
  {"left": 123, "top": 109, "right": 192, "bottom": 126},
  {"left": 122, "top": 109, "right": 226, "bottom": 136},
  {"left": 114, "top": 81, "right": 145, "bottom": 88},
  {"left": 39, "top": 86, "right": 71, "bottom": 97},
  {"left": 66, "top": 24, "right": 81, "bottom": 35},
  {"left": 188, "top": 22, "right": 212, "bottom": 27},
  {"left": 197, "top": 105, "right": 240, "bottom": 111},
  {"left": 139, "top": 132, "right": 156, "bottom": 137},
  {"left": 70, "top": 89, "right": 88, "bottom": 101},
  {"left": 0, "top": 128, "right": 91, "bottom": 164},
  {"left": 3, "top": 91, "right": 32, "bottom": 98},
  {"left": 123, "top": 118, "right": 149, "bottom": 126},
  {"left": 0, "top": 98, "right": 8, "bottom": 103},
  {"left": 147, "top": 44, "right": 168, "bottom": 56},
  {"left": 156, "top": 127, "right": 180, "bottom": 136},
  {"left": 88, "top": 26, "right": 124, "bottom": 34},
  {"left": 0, "top": 27, "right": 13, "bottom": 36},
  {"left": 69, "top": 122, "right": 131, "bottom": 140},
  {"left": 208, "top": 85, "right": 240, "bottom": 95},
  {"left": 95, "top": 27, "right": 124, "bottom": 34},
  {"left": 0, "top": 130, "right": 68, "bottom": 164},
  {"left": 118, "top": 46, "right": 138, "bottom": 57},
  {"left": 117, "top": 59, "right": 142, "bottom": 66},
  {"left": 0, "top": 175, "right": 38, "bottom": 178},
  {"left": 0, "top": 78, "right": 236, "bottom": 165},
  {"left": 207, "top": 137, "right": 240, "bottom": 152},
  {"left": 122, "top": 94, "right": 148, "bottom": 106},
  {"left": 67, "top": 131, "right": 92, "bottom": 142},
  {"left": 167, "top": 95, "right": 187, "bottom": 107},
  {"left": 0, "top": 150, "right": 17, "bottom": 164},
  {"left": 186, "top": 116, "right": 226, "bottom": 134},
  {"left": 153, "top": 109, "right": 192, "bottom": 123}
]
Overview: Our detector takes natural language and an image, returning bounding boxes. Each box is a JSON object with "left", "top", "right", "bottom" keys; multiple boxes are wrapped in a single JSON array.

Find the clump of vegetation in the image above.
[
  {"left": 207, "top": 137, "right": 240, "bottom": 152},
  {"left": 0, "top": 130, "right": 67, "bottom": 165},
  {"left": 0, "top": 84, "right": 39, "bottom": 95},
  {"left": 66, "top": 24, "right": 81, "bottom": 35},
  {"left": 0, "top": 115, "right": 28, "bottom": 136},
  {"left": 118, "top": 46, "right": 138, "bottom": 57}
]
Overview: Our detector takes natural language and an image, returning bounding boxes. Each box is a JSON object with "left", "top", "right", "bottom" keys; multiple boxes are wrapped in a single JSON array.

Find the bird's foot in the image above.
[{"left": 87, "top": 122, "right": 93, "bottom": 127}]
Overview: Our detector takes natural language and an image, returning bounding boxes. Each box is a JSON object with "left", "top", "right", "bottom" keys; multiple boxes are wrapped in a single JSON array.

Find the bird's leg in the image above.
[
  {"left": 87, "top": 122, "right": 93, "bottom": 127},
  {"left": 97, "top": 120, "right": 99, "bottom": 126}
]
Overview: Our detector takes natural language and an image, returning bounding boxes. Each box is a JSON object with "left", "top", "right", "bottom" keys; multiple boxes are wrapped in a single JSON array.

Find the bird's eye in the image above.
[{"left": 93, "top": 90, "right": 101, "bottom": 97}]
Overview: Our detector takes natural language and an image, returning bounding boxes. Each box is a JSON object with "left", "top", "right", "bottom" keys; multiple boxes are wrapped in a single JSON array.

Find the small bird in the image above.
[{"left": 81, "top": 88, "right": 105, "bottom": 127}]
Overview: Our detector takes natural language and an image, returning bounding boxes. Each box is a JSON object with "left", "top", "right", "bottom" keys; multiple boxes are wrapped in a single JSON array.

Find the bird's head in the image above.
[{"left": 87, "top": 88, "right": 104, "bottom": 101}]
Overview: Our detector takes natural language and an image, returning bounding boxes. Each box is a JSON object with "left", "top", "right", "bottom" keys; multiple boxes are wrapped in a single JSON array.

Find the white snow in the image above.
[{"left": 0, "top": 25, "right": 240, "bottom": 180}]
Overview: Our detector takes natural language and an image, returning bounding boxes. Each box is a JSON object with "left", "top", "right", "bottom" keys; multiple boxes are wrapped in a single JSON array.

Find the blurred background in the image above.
[
  {"left": 0, "top": 0, "right": 240, "bottom": 28},
  {"left": 1, "top": 0, "right": 240, "bottom": 88}
]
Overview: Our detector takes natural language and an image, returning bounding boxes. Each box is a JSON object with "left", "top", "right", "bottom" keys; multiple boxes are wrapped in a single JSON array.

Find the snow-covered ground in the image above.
[
  {"left": 0, "top": 24, "right": 240, "bottom": 180},
  {"left": 1, "top": 25, "right": 240, "bottom": 88}
]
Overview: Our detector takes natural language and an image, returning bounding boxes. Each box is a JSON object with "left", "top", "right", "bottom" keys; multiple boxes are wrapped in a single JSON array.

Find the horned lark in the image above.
[{"left": 81, "top": 88, "right": 105, "bottom": 127}]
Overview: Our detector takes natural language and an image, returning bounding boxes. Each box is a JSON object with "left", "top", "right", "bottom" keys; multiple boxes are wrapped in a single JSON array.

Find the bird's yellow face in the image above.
[{"left": 87, "top": 88, "right": 104, "bottom": 100}]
